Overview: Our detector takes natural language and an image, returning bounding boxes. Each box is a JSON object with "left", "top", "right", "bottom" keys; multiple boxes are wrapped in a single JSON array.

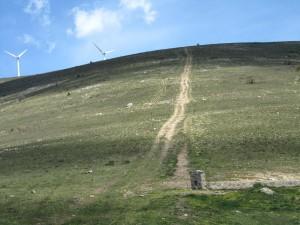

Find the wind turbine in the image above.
[
  {"left": 5, "top": 49, "right": 27, "bottom": 77},
  {"left": 93, "top": 43, "right": 114, "bottom": 60}
]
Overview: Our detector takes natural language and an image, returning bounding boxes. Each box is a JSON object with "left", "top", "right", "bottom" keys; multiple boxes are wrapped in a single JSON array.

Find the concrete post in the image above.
[{"left": 190, "top": 170, "right": 206, "bottom": 190}]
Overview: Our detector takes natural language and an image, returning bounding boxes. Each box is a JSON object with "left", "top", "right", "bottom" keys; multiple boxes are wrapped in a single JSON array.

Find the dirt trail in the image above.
[
  {"left": 151, "top": 48, "right": 192, "bottom": 188},
  {"left": 155, "top": 48, "right": 192, "bottom": 160},
  {"left": 208, "top": 172, "right": 300, "bottom": 190}
]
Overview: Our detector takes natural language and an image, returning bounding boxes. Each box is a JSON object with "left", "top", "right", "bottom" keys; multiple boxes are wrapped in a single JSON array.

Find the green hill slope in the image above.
[{"left": 0, "top": 42, "right": 299, "bottom": 225}]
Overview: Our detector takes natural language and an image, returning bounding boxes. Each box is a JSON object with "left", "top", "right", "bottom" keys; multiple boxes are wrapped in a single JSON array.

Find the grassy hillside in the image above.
[
  {"left": 0, "top": 42, "right": 299, "bottom": 224},
  {"left": 188, "top": 45, "right": 300, "bottom": 181},
  {"left": 0, "top": 77, "right": 15, "bottom": 84}
]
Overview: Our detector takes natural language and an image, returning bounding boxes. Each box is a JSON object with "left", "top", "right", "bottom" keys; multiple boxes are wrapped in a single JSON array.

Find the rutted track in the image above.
[{"left": 154, "top": 49, "right": 192, "bottom": 160}]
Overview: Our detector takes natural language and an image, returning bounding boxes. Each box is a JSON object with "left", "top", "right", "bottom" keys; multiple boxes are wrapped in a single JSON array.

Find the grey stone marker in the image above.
[{"left": 190, "top": 170, "right": 206, "bottom": 190}]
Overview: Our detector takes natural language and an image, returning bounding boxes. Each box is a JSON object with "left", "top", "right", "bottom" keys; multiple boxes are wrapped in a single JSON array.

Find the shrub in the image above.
[
  {"left": 246, "top": 77, "right": 255, "bottom": 84},
  {"left": 284, "top": 60, "right": 292, "bottom": 65},
  {"left": 105, "top": 160, "right": 115, "bottom": 166}
]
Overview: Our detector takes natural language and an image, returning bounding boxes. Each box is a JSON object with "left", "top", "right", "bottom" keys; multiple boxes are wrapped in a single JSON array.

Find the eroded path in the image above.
[
  {"left": 155, "top": 49, "right": 192, "bottom": 160},
  {"left": 150, "top": 48, "right": 192, "bottom": 188}
]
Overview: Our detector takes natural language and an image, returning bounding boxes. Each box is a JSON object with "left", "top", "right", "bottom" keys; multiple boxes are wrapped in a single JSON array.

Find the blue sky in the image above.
[{"left": 0, "top": 0, "right": 300, "bottom": 78}]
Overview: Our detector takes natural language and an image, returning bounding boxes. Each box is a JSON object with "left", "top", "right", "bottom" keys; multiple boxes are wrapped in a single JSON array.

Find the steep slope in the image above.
[{"left": 0, "top": 42, "right": 300, "bottom": 225}]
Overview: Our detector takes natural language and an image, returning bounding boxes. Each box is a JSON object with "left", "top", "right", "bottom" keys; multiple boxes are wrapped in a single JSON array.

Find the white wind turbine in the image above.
[
  {"left": 93, "top": 43, "right": 114, "bottom": 60},
  {"left": 5, "top": 49, "right": 28, "bottom": 77}
]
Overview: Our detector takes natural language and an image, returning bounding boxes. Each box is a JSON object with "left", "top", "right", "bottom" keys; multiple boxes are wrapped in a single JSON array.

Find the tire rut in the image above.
[{"left": 154, "top": 48, "right": 192, "bottom": 160}]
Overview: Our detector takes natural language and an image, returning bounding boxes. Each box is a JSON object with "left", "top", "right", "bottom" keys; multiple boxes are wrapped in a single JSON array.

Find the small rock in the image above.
[
  {"left": 89, "top": 195, "right": 95, "bottom": 198},
  {"left": 260, "top": 187, "right": 275, "bottom": 195},
  {"left": 9, "top": 195, "right": 15, "bottom": 198},
  {"left": 123, "top": 190, "right": 134, "bottom": 198},
  {"left": 87, "top": 170, "right": 93, "bottom": 174},
  {"left": 183, "top": 213, "right": 188, "bottom": 217},
  {"left": 140, "top": 79, "right": 145, "bottom": 82},
  {"left": 96, "top": 112, "right": 103, "bottom": 116},
  {"left": 31, "top": 189, "right": 36, "bottom": 194},
  {"left": 139, "top": 194, "right": 145, "bottom": 197},
  {"left": 202, "top": 97, "right": 207, "bottom": 101},
  {"left": 127, "top": 103, "right": 133, "bottom": 108}
]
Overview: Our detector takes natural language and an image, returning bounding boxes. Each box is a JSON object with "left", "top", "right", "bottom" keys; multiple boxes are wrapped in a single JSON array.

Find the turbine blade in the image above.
[
  {"left": 18, "top": 49, "right": 27, "bottom": 57},
  {"left": 105, "top": 50, "right": 114, "bottom": 54},
  {"left": 93, "top": 43, "right": 104, "bottom": 55},
  {"left": 5, "top": 51, "right": 17, "bottom": 58}
]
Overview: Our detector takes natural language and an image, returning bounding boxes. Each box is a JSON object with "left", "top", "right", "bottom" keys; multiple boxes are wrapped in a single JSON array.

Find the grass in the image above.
[
  {"left": 188, "top": 65, "right": 300, "bottom": 180},
  {"left": 0, "top": 54, "right": 186, "bottom": 224},
  {"left": 0, "top": 42, "right": 300, "bottom": 224},
  {"left": 17, "top": 186, "right": 298, "bottom": 225}
]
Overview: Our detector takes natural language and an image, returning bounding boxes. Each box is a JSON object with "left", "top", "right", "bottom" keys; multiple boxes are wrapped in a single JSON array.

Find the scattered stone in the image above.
[
  {"left": 123, "top": 190, "right": 134, "bottom": 198},
  {"left": 202, "top": 97, "right": 207, "bottom": 101},
  {"left": 31, "top": 189, "right": 36, "bottom": 194},
  {"left": 87, "top": 170, "right": 93, "bottom": 174},
  {"left": 144, "top": 102, "right": 152, "bottom": 106},
  {"left": 139, "top": 194, "right": 145, "bottom": 197},
  {"left": 140, "top": 80, "right": 145, "bottom": 83},
  {"left": 158, "top": 100, "right": 171, "bottom": 105},
  {"left": 260, "top": 187, "right": 275, "bottom": 195},
  {"left": 89, "top": 195, "right": 95, "bottom": 198},
  {"left": 183, "top": 213, "right": 188, "bottom": 217},
  {"left": 95, "top": 112, "right": 103, "bottom": 116},
  {"left": 127, "top": 103, "right": 133, "bottom": 108},
  {"left": 9, "top": 195, "right": 15, "bottom": 198}
]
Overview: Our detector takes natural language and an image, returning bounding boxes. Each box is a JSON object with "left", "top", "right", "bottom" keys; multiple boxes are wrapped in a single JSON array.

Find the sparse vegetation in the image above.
[
  {"left": 0, "top": 42, "right": 300, "bottom": 224},
  {"left": 188, "top": 65, "right": 300, "bottom": 181}
]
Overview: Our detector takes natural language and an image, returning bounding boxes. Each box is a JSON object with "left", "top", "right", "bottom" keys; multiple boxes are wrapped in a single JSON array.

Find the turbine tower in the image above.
[
  {"left": 5, "top": 49, "right": 27, "bottom": 77},
  {"left": 93, "top": 43, "right": 114, "bottom": 60}
]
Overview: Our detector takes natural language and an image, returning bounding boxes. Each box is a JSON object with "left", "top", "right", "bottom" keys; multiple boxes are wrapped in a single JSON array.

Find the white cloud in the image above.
[
  {"left": 46, "top": 41, "right": 56, "bottom": 53},
  {"left": 69, "top": 7, "right": 121, "bottom": 38},
  {"left": 120, "top": 0, "right": 157, "bottom": 24},
  {"left": 19, "top": 34, "right": 40, "bottom": 47},
  {"left": 66, "top": 28, "right": 74, "bottom": 36},
  {"left": 24, "top": 0, "right": 51, "bottom": 26},
  {"left": 19, "top": 34, "right": 56, "bottom": 54},
  {"left": 67, "top": 0, "right": 157, "bottom": 39}
]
